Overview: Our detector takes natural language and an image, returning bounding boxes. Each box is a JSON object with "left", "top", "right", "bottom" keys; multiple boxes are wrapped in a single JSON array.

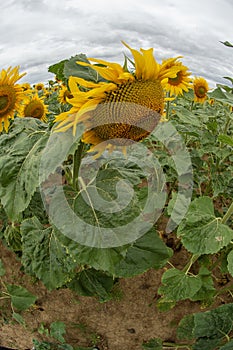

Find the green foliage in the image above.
[
  {"left": 6, "top": 284, "right": 37, "bottom": 310},
  {"left": 20, "top": 216, "right": 77, "bottom": 290},
  {"left": 68, "top": 268, "right": 114, "bottom": 302},
  {"left": 48, "top": 53, "right": 104, "bottom": 84},
  {"left": 158, "top": 268, "right": 202, "bottom": 302},
  {"left": 177, "top": 197, "right": 233, "bottom": 254},
  {"left": 0, "top": 118, "right": 49, "bottom": 220},
  {"left": 177, "top": 303, "right": 233, "bottom": 349},
  {"left": 1, "top": 47, "right": 233, "bottom": 350}
]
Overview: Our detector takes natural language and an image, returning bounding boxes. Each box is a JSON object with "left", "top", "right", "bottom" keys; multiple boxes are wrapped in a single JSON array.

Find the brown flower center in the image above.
[{"left": 88, "top": 80, "right": 164, "bottom": 145}]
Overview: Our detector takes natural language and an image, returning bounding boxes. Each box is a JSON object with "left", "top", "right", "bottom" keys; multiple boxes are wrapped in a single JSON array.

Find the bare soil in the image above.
[{"left": 0, "top": 237, "right": 232, "bottom": 350}]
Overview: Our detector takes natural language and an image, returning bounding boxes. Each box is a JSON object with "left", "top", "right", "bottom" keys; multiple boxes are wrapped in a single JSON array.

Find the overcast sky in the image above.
[{"left": 1, "top": 0, "right": 232, "bottom": 87}]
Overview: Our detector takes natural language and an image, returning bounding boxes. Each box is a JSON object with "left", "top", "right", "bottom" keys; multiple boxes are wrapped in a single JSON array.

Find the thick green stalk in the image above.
[
  {"left": 222, "top": 201, "right": 233, "bottom": 224},
  {"left": 72, "top": 140, "right": 84, "bottom": 191}
]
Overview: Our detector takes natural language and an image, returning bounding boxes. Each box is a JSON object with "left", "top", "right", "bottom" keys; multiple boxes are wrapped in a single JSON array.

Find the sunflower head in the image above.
[
  {"left": 58, "top": 85, "right": 73, "bottom": 104},
  {"left": 160, "top": 57, "right": 191, "bottom": 96},
  {"left": 0, "top": 66, "right": 26, "bottom": 132},
  {"left": 35, "top": 83, "right": 44, "bottom": 91},
  {"left": 54, "top": 42, "right": 186, "bottom": 154},
  {"left": 193, "top": 77, "right": 209, "bottom": 103},
  {"left": 19, "top": 93, "right": 48, "bottom": 122}
]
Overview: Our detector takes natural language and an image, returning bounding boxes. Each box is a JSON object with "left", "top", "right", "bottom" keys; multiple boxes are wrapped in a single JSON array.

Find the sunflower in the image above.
[
  {"left": 21, "top": 82, "right": 31, "bottom": 91},
  {"left": 19, "top": 93, "right": 48, "bottom": 122},
  {"left": 160, "top": 57, "right": 191, "bottom": 96},
  {"left": 0, "top": 66, "right": 26, "bottom": 132},
  {"left": 193, "top": 77, "right": 209, "bottom": 103},
  {"left": 54, "top": 42, "right": 180, "bottom": 154},
  {"left": 58, "top": 85, "right": 73, "bottom": 104},
  {"left": 35, "top": 82, "right": 44, "bottom": 91}
]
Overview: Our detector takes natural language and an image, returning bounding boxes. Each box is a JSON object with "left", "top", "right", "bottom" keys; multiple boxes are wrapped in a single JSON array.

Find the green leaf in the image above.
[
  {"left": 113, "top": 228, "right": 173, "bottom": 277},
  {"left": 220, "top": 340, "right": 233, "bottom": 349},
  {"left": 190, "top": 267, "right": 216, "bottom": 302},
  {"left": 177, "top": 303, "right": 233, "bottom": 350},
  {"left": 12, "top": 311, "right": 25, "bottom": 326},
  {"left": 220, "top": 40, "right": 233, "bottom": 48},
  {"left": 39, "top": 126, "right": 83, "bottom": 183},
  {"left": 48, "top": 59, "right": 68, "bottom": 82},
  {"left": 0, "top": 118, "right": 49, "bottom": 220},
  {"left": 6, "top": 284, "right": 37, "bottom": 311},
  {"left": 193, "top": 304, "right": 233, "bottom": 348},
  {"left": 0, "top": 259, "right": 5, "bottom": 276},
  {"left": 68, "top": 268, "right": 114, "bottom": 302},
  {"left": 142, "top": 338, "right": 163, "bottom": 349},
  {"left": 177, "top": 197, "right": 233, "bottom": 254},
  {"left": 158, "top": 268, "right": 202, "bottom": 301},
  {"left": 20, "top": 217, "right": 77, "bottom": 290},
  {"left": 218, "top": 134, "right": 233, "bottom": 147},
  {"left": 208, "top": 87, "right": 233, "bottom": 106},
  {"left": 4, "top": 224, "right": 22, "bottom": 252},
  {"left": 176, "top": 314, "right": 195, "bottom": 340},
  {"left": 64, "top": 54, "right": 102, "bottom": 82},
  {"left": 50, "top": 321, "right": 66, "bottom": 343},
  {"left": 174, "top": 106, "right": 202, "bottom": 127}
]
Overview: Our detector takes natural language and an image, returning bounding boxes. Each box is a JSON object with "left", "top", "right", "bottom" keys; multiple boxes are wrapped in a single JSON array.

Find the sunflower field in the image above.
[{"left": 0, "top": 41, "right": 233, "bottom": 350}]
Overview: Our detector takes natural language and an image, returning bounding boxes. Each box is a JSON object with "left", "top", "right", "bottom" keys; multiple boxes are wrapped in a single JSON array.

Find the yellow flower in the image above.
[
  {"left": 160, "top": 57, "right": 191, "bottom": 96},
  {"left": 54, "top": 42, "right": 178, "bottom": 154},
  {"left": 35, "top": 82, "right": 44, "bottom": 91},
  {"left": 19, "top": 93, "right": 48, "bottom": 122},
  {"left": 21, "top": 82, "right": 31, "bottom": 91},
  {"left": 58, "top": 85, "right": 73, "bottom": 104},
  {"left": 193, "top": 77, "right": 209, "bottom": 103},
  {"left": 0, "top": 66, "right": 26, "bottom": 132}
]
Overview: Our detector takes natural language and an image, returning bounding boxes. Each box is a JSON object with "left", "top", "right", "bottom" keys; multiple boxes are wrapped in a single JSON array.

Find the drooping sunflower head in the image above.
[
  {"left": 193, "top": 77, "right": 209, "bottom": 103},
  {"left": 160, "top": 57, "right": 191, "bottom": 96},
  {"left": 54, "top": 42, "right": 183, "bottom": 154},
  {"left": 0, "top": 66, "right": 27, "bottom": 132},
  {"left": 18, "top": 93, "right": 48, "bottom": 122}
]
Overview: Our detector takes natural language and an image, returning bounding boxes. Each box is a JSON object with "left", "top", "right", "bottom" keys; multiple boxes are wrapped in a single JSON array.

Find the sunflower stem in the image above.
[
  {"left": 73, "top": 141, "right": 84, "bottom": 191},
  {"left": 222, "top": 201, "right": 233, "bottom": 224},
  {"left": 165, "top": 92, "right": 171, "bottom": 120}
]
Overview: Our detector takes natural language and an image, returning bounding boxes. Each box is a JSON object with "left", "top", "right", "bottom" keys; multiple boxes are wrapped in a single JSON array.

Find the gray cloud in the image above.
[{"left": 0, "top": 0, "right": 232, "bottom": 86}]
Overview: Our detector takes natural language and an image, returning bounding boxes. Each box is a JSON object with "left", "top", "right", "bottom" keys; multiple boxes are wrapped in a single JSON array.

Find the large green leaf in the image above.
[
  {"left": 39, "top": 125, "right": 83, "bottom": 183},
  {"left": 177, "top": 197, "right": 233, "bottom": 254},
  {"left": 64, "top": 54, "right": 102, "bottom": 82},
  {"left": 68, "top": 268, "right": 114, "bottom": 301},
  {"left": 0, "top": 118, "right": 49, "bottom": 220},
  {"left": 50, "top": 321, "right": 66, "bottom": 343},
  {"left": 208, "top": 87, "right": 233, "bottom": 106},
  {"left": 158, "top": 268, "right": 202, "bottom": 301},
  {"left": 190, "top": 267, "right": 215, "bottom": 302},
  {"left": 177, "top": 303, "right": 233, "bottom": 350},
  {"left": 113, "top": 228, "right": 173, "bottom": 277},
  {"left": 20, "top": 216, "right": 77, "bottom": 290},
  {"left": 6, "top": 284, "right": 37, "bottom": 311},
  {"left": 220, "top": 341, "right": 233, "bottom": 349}
]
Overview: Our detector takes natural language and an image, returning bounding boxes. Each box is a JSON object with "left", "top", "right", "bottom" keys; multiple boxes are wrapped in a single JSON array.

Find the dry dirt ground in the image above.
[{"left": 0, "top": 238, "right": 232, "bottom": 350}]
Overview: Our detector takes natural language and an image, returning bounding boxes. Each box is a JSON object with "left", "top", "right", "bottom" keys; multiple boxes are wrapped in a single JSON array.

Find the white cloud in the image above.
[{"left": 0, "top": 0, "right": 232, "bottom": 85}]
